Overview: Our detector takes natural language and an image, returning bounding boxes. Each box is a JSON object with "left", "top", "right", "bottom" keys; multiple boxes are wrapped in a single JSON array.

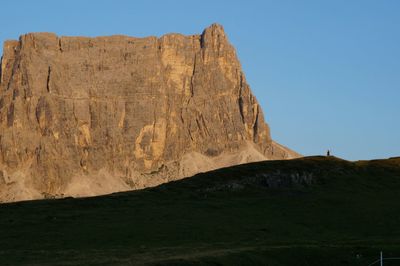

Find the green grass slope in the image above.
[{"left": 0, "top": 156, "right": 400, "bottom": 265}]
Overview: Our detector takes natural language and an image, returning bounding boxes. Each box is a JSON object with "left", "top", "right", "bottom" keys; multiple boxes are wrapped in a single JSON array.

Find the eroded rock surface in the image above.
[{"left": 0, "top": 24, "right": 299, "bottom": 202}]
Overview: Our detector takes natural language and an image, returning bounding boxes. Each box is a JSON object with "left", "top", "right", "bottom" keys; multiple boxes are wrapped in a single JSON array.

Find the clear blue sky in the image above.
[{"left": 1, "top": 0, "right": 399, "bottom": 160}]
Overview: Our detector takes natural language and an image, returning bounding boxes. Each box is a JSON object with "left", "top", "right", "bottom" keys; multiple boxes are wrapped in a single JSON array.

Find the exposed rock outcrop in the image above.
[{"left": 0, "top": 24, "right": 299, "bottom": 202}]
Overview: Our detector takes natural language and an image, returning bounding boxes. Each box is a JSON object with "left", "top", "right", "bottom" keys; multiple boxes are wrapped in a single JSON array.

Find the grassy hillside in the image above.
[{"left": 0, "top": 156, "right": 399, "bottom": 265}]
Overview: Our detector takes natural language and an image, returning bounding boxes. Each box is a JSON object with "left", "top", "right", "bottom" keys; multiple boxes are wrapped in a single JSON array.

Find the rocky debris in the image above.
[
  {"left": 201, "top": 170, "right": 316, "bottom": 193},
  {"left": 0, "top": 24, "right": 300, "bottom": 202}
]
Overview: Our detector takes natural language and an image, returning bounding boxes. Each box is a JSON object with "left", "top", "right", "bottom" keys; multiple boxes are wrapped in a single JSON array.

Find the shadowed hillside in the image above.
[{"left": 0, "top": 156, "right": 399, "bottom": 265}]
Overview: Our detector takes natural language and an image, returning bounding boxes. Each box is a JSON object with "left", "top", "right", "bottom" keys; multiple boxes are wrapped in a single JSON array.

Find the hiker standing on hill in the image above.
[{"left": 327, "top": 150, "right": 330, "bottom": 157}]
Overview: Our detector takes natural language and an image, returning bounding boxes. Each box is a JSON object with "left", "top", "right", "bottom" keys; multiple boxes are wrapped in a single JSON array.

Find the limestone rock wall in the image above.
[{"left": 0, "top": 24, "right": 299, "bottom": 202}]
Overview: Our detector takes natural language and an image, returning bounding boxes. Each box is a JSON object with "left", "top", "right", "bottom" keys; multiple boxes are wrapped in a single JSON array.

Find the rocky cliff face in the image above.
[{"left": 0, "top": 24, "right": 299, "bottom": 202}]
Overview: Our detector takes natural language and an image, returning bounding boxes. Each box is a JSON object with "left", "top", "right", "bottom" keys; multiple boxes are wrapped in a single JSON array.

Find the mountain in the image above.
[
  {"left": 0, "top": 24, "right": 299, "bottom": 202},
  {"left": 0, "top": 156, "right": 399, "bottom": 265}
]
